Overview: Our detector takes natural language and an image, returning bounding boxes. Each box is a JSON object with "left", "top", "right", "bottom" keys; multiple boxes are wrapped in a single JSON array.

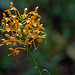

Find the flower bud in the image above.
[
  {"left": 23, "top": 29, "right": 26, "bottom": 33},
  {"left": 40, "top": 24, "right": 43, "bottom": 26},
  {"left": 24, "top": 8, "right": 28, "bottom": 13},
  {"left": 6, "top": 23, "right": 8, "bottom": 26},
  {"left": 10, "top": 2, "right": 13, "bottom": 8},
  {"left": 35, "top": 6, "right": 39, "bottom": 12},
  {"left": 3, "top": 13, "right": 6, "bottom": 18}
]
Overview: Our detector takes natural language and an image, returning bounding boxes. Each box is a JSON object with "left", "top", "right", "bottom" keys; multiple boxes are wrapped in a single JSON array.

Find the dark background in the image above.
[{"left": 0, "top": 0, "right": 75, "bottom": 75}]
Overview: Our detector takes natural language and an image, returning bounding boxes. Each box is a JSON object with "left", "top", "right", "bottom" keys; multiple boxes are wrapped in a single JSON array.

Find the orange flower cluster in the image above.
[{"left": 0, "top": 2, "right": 47, "bottom": 57}]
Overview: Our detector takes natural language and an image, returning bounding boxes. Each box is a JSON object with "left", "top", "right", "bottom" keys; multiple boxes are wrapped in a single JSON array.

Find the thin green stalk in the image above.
[{"left": 28, "top": 49, "right": 41, "bottom": 75}]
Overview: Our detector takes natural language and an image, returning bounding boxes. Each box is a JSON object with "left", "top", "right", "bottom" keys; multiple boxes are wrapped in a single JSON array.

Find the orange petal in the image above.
[
  {"left": 15, "top": 47, "right": 25, "bottom": 50},
  {"left": 5, "top": 34, "right": 10, "bottom": 38},
  {"left": 13, "top": 42, "right": 17, "bottom": 47},
  {"left": 33, "top": 48, "right": 37, "bottom": 52},
  {"left": 8, "top": 53, "right": 12, "bottom": 56},
  {"left": 0, "top": 44, "right": 3, "bottom": 46}
]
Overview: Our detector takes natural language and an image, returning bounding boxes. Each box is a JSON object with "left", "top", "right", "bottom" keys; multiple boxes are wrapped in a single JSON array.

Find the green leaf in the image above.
[{"left": 41, "top": 69, "right": 51, "bottom": 75}]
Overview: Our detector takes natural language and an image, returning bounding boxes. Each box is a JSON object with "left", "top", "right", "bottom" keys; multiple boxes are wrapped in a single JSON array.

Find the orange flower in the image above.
[
  {"left": 0, "top": 2, "right": 47, "bottom": 63},
  {"left": 5, "top": 25, "right": 11, "bottom": 32}
]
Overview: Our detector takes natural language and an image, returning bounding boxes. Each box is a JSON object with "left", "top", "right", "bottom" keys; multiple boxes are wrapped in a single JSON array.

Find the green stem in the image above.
[{"left": 28, "top": 49, "right": 41, "bottom": 75}]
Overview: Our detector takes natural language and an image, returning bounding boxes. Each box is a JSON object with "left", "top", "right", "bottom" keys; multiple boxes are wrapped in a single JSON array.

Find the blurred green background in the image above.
[{"left": 0, "top": 0, "right": 75, "bottom": 75}]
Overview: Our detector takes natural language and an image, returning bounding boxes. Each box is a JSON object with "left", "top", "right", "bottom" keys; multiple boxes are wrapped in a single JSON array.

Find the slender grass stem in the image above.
[{"left": 28, "top": 49, "right": 41, "bottom": 75}]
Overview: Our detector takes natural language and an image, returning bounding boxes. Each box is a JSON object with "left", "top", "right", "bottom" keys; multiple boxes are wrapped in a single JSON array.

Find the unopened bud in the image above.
[
  {"left": 14, "top": 21, "right": 16, "bottom": 23},
  {"left": 6, "top": 23, "right": 8, "bottom": 26},
  {"left": 35, "top": 6, "right": 39, "bottom": 12},
  {"left": 10, "top": 2, "right": 13, "bottom": 4},
  {"left": 24, "top": 8, "right": 28, "bottom": 11},
  {"left": 10, "top": 2, "right": 13, "bottom": 8},
  {"left": 2, "top": 39, "right": 5, "bottom": 41},
  {"left": 3, "top": 13, "right": 6, "bottom": 18},
  {"left": 26, "top": 19, "right": 30, "bottom": 23},
  {"left": 40, "top": 24, "right": 43, "bottom": 26},
  {"left": 3, "top": 13, "right": 5, "bottom": 15},
  {"left": 34, "top": 13, "right": 38, "bottom": 16},
  {"left": 24, "top": 8, "right": 28, "bottom": 16},
  {"left": 12, "top": 16, "right": 16, "bottom": 19},
  {"left": 36, "top": 6, "right": 39, "bottom": 9},
  {"left": 23, "top": 29, "right": 26, "bottom": 33}
]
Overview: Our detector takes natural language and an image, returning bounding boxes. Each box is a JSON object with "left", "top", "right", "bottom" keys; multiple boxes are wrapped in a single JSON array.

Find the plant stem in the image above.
[{"left": 28, "top": 49, "right": 41, "bottom": 75}]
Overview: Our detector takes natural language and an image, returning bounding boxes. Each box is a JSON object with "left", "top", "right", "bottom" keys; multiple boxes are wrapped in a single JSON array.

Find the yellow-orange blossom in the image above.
[{"left": 0, "top": 2, "right": 47, "bottom": 58}]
